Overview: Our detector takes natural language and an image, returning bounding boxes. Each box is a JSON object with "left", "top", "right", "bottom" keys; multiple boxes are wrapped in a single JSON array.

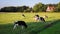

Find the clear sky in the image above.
[{"left": 0, "top": 0, "right": 60, "bottom": 8}]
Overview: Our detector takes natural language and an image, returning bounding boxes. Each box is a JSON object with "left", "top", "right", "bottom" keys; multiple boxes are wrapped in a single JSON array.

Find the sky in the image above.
[{"left": 0, "top": 0, "right": 60, "bottom": 8}]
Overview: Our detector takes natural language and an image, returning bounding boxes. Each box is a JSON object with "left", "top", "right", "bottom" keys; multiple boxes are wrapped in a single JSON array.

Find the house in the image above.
[{"left": 46, "top": 5, "right": 55, "bottom": 12}]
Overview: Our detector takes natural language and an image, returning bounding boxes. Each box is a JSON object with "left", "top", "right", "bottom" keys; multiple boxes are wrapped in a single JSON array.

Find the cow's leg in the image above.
[
  {"left": 21, "top": 26, "right": 24, "bottom": 30},
  {"left": 13, "top": 24, "right": 18, "bottom": 30}
]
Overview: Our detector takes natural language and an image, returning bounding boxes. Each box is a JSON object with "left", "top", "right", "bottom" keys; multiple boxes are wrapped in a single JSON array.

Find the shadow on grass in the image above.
[
  {"left": 0, "top": 19, "right": 60, "bottom": 34},
  {"left": 29, "top": 19, "right": 60, "bottom": 34}
]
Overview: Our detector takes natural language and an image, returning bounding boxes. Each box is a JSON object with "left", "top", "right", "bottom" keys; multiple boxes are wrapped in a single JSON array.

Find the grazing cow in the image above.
[
  {"left": 13, "top": 21, "right": 27, "bottom": 30},
  {"left": 34, "top": 15, "right": 46, "bottom": 23},
  {"left": 22, "top": 14, "right": 25, "bottom": 17}
]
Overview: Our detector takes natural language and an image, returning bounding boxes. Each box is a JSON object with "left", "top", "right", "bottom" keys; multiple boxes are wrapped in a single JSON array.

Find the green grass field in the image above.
[{"left": 0, "top": 12, "right": 60, "bottom": 34}]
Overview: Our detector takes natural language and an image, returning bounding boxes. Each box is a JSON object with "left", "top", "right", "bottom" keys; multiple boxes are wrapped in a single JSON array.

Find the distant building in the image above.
[{"left": 46, "top": 5, "right": 55, "bottom": 12}]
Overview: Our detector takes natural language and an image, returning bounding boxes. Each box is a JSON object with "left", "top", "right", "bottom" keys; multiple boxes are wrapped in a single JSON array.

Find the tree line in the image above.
[{"left": 0, "top": 2, "right": 60, "bottom": 12}]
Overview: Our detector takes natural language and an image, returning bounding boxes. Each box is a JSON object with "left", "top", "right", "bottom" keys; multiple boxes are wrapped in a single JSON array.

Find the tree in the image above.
[
  {"left": 33, "top": 3, "right": 45, "bottom": 12},
  {"left": 0, "top": 7, "right": 17, "bottom": 12},
  {"left": 55, "top": 2, "right": 60, "bottom": 12},
  {"left": 0, "top": 6, "right": 30, "bottom": 12}
]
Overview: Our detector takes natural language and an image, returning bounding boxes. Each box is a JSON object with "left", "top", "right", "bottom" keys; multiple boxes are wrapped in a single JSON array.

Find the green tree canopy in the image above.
[
  {"left": 33, "top": 3, "right": 46, "bottom": 12},
  {"left": 55, "top": 2, "right": 60, "bottom": 12}
]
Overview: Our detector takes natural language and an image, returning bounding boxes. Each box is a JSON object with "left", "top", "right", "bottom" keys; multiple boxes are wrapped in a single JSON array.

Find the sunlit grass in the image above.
[{"left": 0, "top": 12, "right": 60, "bottom": 24}]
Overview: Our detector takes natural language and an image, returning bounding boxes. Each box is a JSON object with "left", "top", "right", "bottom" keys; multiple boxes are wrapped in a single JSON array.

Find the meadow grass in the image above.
[{"left": 0, "top": 12, "right": 60, "bottom": 34}]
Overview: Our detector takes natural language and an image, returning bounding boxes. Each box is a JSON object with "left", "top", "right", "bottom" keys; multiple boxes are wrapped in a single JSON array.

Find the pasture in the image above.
[{"left": 0, "top": 12, "right": 60, "bottom": 34}]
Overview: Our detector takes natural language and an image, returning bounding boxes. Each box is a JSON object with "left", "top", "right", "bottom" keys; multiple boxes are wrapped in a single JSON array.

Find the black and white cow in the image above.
[
  {"left": 34, "top": 15, "right": 46, "bottom": 23},
  {"left": 13, "top": 21, "right": 27, "bottom": 30}
]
